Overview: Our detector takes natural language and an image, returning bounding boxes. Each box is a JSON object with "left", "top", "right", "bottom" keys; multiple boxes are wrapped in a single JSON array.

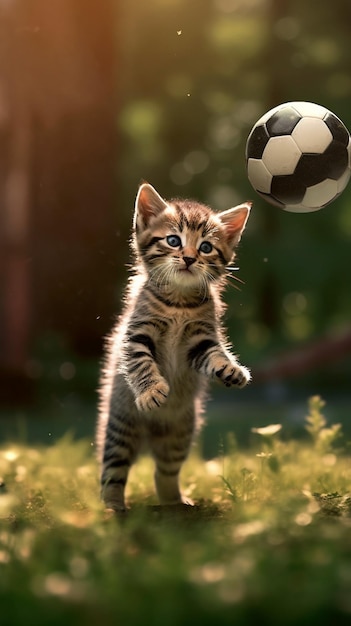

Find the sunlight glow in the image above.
[{"left": 3, "top": 450, "right": 19, "bottom": 462}]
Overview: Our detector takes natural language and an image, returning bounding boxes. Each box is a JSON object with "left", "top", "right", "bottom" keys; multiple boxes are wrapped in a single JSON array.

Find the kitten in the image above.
[{"left": 97, "top": 183, "right": 251, "bottom": 511}]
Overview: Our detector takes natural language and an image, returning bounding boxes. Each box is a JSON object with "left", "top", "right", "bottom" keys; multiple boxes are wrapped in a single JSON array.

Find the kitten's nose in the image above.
[{"left": 183, "top": 256, "right": 196, "bottom": 268}]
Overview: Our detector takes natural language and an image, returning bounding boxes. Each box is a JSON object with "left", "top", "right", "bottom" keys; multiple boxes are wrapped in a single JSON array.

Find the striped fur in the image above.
[{"left": 97, "top": 183, "right": 251, "bottom": 511}]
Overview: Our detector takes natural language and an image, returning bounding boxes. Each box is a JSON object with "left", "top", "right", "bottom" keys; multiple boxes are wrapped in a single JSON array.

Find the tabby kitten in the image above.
[{"left": 97, "top": 183, "right": 251, "bottom": 511}]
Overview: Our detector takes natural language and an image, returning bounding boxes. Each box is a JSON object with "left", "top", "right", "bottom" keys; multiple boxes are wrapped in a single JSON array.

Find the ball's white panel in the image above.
[
  {"left": 247, "top": 159, "right": 272, "bottom": 193},
  {"left": 336, "top": 167, "right": 351, "bottom": 193},
  {"left": 262, "top": 136, "right": 301, "bottom": 175},
  {"left": 292, "top": 118, "right": 333, "bottom": 153},
  {"left": 283, "top": 203, "right": 321, "bottom": 213},
  {"left": 289, "top": 101, "right": 328, "bottom": 119},
  {"left": 302, "top": 179, "right": 338, "bottom": 208}
]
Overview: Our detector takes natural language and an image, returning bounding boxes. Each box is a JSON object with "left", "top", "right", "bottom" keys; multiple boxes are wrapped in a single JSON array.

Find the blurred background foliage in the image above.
[
  {"left": 117, "top": 0, "right": 351, "bottom": 387},
  {"left": 1, "top": 0, "right": 351, "bottom": 433}
]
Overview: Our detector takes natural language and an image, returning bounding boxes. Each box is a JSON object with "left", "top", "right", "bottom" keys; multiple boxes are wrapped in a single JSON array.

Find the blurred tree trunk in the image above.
[{"left": 0, "top": 0, "right": 117, "bottom": 402}]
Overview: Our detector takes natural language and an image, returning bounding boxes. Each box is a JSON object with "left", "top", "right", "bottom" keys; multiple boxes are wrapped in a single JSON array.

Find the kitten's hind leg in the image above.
[
  {"left": 149, "top": 419, "right": 194, "bottom": 506},
  {"left": 154, "top": 465, "right": 183, "bottom": 505},
  {"left": 100, "top": 415, "right": 141, "bottom": 512}
]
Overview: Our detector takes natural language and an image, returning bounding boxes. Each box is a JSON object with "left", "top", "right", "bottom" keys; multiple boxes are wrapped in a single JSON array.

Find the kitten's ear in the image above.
[
  {"left": 218, "top": 202, "right": 251, "bottom": 248},
  {"left": 134, "top": 183, "right": 168, "bottom": 230}
]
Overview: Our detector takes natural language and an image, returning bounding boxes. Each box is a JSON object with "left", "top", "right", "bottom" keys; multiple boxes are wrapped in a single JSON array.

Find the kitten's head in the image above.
[{"left": 133, "top": 183, "right": 251, "bottom": 294}]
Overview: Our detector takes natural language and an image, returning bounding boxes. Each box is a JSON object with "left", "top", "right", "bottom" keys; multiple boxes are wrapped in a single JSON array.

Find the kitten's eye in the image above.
[
  {"left": 166, "top": 234, "right": 182, "bottom": 248},
  {"left": 199, "top": 241, "right": 213, "bottom": 254}
]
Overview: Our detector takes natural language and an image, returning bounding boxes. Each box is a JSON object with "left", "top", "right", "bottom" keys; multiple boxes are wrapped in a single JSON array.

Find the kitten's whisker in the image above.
[
  {"left": 225, "top": 274, "right": 243, "bottom": 291},
  {"left": 149, "top": 264, "right": 169, "bottom": 289},
  {"left": 227, "top": 274, "right": 245, "bottom": 285},
  {"left": 151, "top": 261, "right": 178, "bottom": 290},
  {"left": 226, "top": 279, "right": 241, "bottom": 291}
]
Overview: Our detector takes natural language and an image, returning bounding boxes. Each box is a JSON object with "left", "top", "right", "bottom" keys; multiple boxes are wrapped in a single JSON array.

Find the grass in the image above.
[{"left": 1, "top": 396, "right": 351, "bottom": 626}]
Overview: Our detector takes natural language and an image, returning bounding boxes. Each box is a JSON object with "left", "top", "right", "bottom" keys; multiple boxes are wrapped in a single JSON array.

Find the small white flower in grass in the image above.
[
  {"left": 234, "top": 520, "right": 266, "bottom": 541},
  {"left": 251, "top": 424, "right": 282, "bottom": 436},
  {"left": 206, "top": 460, "right": 222, "bottom": 476},
  {"left": 15, "top": 465, "right": 27, "bottom": 482},
  {"left": 201, "top": 563, "right": 225, "bottom": 584},
  {"left": 295, "top": 512, "right": 312, "bottom": 526},
  {"left": 3, "top": 450, "right": 19, "bottom": 462},
  {"left": 44, "top": 573, "right": 72, "bottom": 597},
  {"left": 323, "top": 453, "right": 336, "bottom": 466},
  {"left": 0, "top": 550, "right": 10, "bottom": 564},
  {"left": 189, "top": 563, "right": 225, "bottom": 585},
  {"left": 0, "top": 494, "right": 19, "bottom": 518}
]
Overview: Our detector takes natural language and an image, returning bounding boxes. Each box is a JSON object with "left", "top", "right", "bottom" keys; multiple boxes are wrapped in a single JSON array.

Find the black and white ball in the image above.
[{"left": 246, "top": 101, "right": 351, "bottom": 212}]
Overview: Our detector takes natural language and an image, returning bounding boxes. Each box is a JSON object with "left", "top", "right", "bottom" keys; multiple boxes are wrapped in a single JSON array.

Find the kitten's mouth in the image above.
[
  {"left": 174, "top": 265, "right": 198, "bottom": 282},
  {"left": 178, "top": 266, "right": 197, "bottom": 277}
]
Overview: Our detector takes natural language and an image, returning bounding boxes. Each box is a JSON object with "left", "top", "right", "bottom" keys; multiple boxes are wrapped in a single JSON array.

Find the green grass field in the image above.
[{"left": 1, "top": 396, "right": 351, "bottom": 626}]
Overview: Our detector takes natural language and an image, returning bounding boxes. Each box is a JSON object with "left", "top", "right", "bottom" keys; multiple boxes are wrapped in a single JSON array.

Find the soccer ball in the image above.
[{"left": 246, "top": 101, "right": 351, "bottom": 212}]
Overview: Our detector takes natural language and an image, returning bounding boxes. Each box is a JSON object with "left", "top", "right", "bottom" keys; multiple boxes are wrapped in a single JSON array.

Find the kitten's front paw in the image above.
[
  {"left": 135, "top": 378, "right": 170, "bottom": 412},
  {"left": 215, "top": 360, "right": 251, "bottom": 388}
]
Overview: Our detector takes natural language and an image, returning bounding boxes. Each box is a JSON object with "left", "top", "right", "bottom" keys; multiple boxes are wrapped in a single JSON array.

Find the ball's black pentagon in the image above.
[
  {"left": 323, "top": 140, "right": 349, "bottom": 180},
  {"left": 323, "top": 112, "right": 350, "bottom": 146},
  {"left": 246, "top": 124, "right": 270, "bottom": 159},
  {"left": 271, "top": 174, "right": 306, "bottom": 205},
  {"left": 294, "top": 153, "right": 330, "bottom": 187},
  {"left": 266, "top": 107, "right": 301, "bottom": 137}
]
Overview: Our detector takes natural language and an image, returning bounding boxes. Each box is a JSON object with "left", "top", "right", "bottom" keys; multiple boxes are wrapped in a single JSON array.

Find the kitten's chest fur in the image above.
[
  {"left": 155, "top": 317, "right": 187, "bottom": 381},
  {"left": 130, "top": 281, "right": 217, "bottom": 397}
]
